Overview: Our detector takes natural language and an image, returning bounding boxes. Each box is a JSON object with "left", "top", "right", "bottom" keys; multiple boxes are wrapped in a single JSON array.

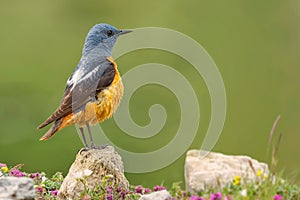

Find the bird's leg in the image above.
[
  {"left": 79, "top": 127, "right": 89, "bottom": 148},
  {"left": 86, "top": 123, "right": 95, "bottom": 148},
  {"left": 86, "top": 123, "right": 109, "bottom": 150}
]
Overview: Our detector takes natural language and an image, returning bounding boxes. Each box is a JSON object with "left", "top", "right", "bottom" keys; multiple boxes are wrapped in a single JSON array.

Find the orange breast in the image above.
[
  {"left": 94, "top": 63, "right": 124, "bottom": 124},
  {"left": 58, "top": 57, "right": 124, "bottom": 129}
]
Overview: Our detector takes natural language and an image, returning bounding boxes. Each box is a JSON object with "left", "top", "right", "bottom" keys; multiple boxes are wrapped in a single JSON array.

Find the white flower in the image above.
[
  {"left": 240, "top": 189, "right": 247, "bottom": 197},
  {"left": 106, "top": 174, "right": 114, "bottom": 178},
  {"left": 41, "top": 176, "right": 47, "bottom": 182},
  {"left": 0, "top": 172, "right": 2, "bottom": 176},
  {"left": 74, "top": 171, "right": 83, "bottom": 179},
  {"left": 74, "top": 169, "right": 93, "bottom": 179},
  {"left": 83, "top": 169, "right": 93, "bottom": 177}
]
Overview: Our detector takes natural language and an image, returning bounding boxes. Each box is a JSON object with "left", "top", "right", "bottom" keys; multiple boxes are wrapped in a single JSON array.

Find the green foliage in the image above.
[{"left": 1, "top": 162, "right": 300, "bottom": 199}]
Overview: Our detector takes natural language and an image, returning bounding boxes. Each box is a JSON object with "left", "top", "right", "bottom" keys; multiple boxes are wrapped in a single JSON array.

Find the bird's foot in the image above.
[
  {"left": 79, "top": 144, "right": 110, "bottom": 151},
  {"left": 90, "top": 143, "right": 109, "bottom": 150}
]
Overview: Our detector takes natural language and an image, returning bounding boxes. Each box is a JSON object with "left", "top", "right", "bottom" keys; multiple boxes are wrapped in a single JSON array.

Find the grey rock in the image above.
[
  {"left": 58, "top": 145, "right": 129, "bottom": 199},
  {"left": 0, "top": 177, "right": 35, "bottom": 200},
  {"left": 139, "top": 190, "right": 172, "bottom": 200},
  {"left": 185, "top": 150, "right": 269, "bottom": 194}
]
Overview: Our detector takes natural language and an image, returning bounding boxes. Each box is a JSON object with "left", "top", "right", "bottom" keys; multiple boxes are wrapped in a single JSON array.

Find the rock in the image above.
[
  {"left": 139, "top": 190, "right": 172, "bottom": 200},
  {"left": 0, "top": 177, "right": 35, "bottom": 200},
  {"left": 58, "top": 145, "right": 129, "bottom": 199},
  {"left": 185, "top": 150, "right": 269, "bottom": 194}
]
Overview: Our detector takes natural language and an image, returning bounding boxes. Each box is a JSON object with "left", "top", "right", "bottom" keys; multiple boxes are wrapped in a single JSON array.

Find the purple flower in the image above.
[
  {"left": 9, "top": 169, "right": 25, "bottom": 177},
  {"left": 35, "top": 187, "right": 43, "bottom": 193},
  {"left": 0, "top": 163, "right": 6, "bottom": 168},
  {"left": 120, "top": 191, "right": 126, "bottom": 199},
  {"left": 116, "top": 186, "right": 122, "bottom": 193},
  {"left": 120, "top": 190, "right": 130, "bottom": 198},
  {"left": 106, "top": 194, "right": 113, "bottom": 200},
  {"left": 210, "top": 192, "right": 222, "bottom": 200},
  {"left": 29, "top": 172, "right": 40, "bottom": 179},
  {"left": 135, "top": 185, "right": 143, "bottom": 194},
  {"left": 153, "top": 185, "right": 166, "bottom": 191},
  {"left": 190, "top": 195, "right": 205, "bottom": 200},
  {"left": 51, "top": 190, "right": 58, "bottom": 196},
  {"left": 106, "top": 186, "right": 113, "bottom": 194},
  {"left": 144, "top": 188, "right": 152, "bottom": 194},
  {"left": 274, "top": 194, "right": 284, "bottom": 200}
]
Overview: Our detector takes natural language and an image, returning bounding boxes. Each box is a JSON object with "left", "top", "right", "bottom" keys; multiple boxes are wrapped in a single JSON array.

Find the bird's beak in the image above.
[{"left": 118, "top": 30, "right": 132, "bottom": 35}]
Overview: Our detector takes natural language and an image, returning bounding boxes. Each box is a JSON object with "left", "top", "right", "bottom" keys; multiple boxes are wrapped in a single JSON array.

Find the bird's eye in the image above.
[{"left": 106, "top": 30, "right": 113, "bottom": 37}]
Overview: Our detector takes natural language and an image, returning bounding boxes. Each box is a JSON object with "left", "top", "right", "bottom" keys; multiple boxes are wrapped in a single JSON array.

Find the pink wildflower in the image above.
[
  {"left": 36, "top": 187, "right": 43, "bottom": 193},
  {"left": 9, "top": 169, "right": 25, "bottom": 177},
  {"left": 144, "top": 188, "right": 152, "bottom": 194},
  {"left": 153, "top": 185, "right": 166, "bottom": 191},
  {"left": 51, "top": 190, "right": 58, "bottom": 196},
  {"left": 0, "top": 163, "right": 6, "bottom": 168},
  {"left": 210, "top": 192, "right": 222, "bottom": 200},
  {"left": 274, "top": 194, "right": 284, "bottom": 200},
  {"left": 135, "top": 185, "right": 143, "bottom": 194},
  {"left": 190, "top": 195, "right": 206, "bottom": 200},
  {"left": 29, "top": 172, "right": 40, "bottom": 179}
]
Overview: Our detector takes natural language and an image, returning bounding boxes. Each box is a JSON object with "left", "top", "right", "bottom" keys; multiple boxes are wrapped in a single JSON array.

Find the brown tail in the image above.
[
  {"left": 37, "top": 115, "right": 58, "bottom": 130},
  {"left": 37, "top": 120, "right": 52, "bottom": 130},
  {"left": 39, "top": 118, "right": 63, "bottom": 141}
]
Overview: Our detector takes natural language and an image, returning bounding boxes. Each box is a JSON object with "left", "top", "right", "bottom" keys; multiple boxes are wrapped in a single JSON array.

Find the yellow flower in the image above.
[
  {"left": 1, "top": 166, "right": 8, "bottom": 173},
  {"left": 256, "top": 169, "right": 262, "bottom": 177},
  {"left": 233, "top": 175, "right": 241, "bottom": 186},
  {"left": 263, "top": 174, "right": 267, "bottom": 180}
]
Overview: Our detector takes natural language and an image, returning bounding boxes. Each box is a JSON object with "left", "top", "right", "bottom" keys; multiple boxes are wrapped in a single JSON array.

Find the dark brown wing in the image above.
[
  {"left": 37, "top": 60, "right": 115, "bottom": 129},
  {"left": 96, "top": 64, "right": 115, "bottom": 91}
]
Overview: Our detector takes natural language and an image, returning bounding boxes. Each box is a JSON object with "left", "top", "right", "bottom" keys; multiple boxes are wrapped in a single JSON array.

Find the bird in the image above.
[{"left": 37, "top": 23, "right": 131, "bottom": 148}]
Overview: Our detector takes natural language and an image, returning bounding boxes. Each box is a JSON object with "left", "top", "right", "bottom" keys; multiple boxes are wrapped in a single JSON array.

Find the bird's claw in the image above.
[{"left": 90, "top": 143, "right": 109, "bottom": 150}]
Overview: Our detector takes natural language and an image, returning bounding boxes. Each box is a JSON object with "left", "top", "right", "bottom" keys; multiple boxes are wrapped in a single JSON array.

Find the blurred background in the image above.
[{"left": 0, "top": 0, "right": 299, "bottom": 188}]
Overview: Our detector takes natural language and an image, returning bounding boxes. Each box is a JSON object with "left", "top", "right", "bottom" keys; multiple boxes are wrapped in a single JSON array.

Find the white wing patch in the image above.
[{"left": 67, "top": 68, "right": 84, "bottom": 86}]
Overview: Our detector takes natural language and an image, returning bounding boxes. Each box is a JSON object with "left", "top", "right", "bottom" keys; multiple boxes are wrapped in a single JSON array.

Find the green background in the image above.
[{"left": 0, "top": 0, "right": 299, "bottom": 188}]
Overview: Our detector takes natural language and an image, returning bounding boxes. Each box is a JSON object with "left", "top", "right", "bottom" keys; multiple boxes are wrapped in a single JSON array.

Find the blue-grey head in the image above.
[{"left": 82, "top": 23, "right": 131, "bottom": 56}]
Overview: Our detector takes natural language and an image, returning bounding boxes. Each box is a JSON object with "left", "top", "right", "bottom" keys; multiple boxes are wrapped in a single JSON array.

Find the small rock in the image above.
[
  {"left": 185, "top": 150, "right": 269, "bottom": 194},
  {"left": 0, "top": 177, "right": 35, "bottom": 200},
  {"left": 58, "top": 145, "right": 129, "bottom": 199},
  {"left": 139, "top": 190, "right": 172, "bottom": 200}
]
